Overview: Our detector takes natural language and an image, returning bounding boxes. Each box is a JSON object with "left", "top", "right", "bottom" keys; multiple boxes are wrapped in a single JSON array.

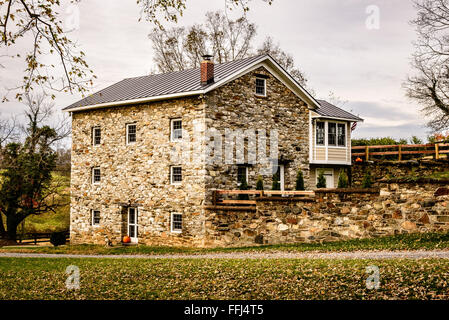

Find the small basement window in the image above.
[
  {"left": 171, "top": 213, "right": 183, "bottom": 233},
  {"left": 170, "top": 166, "right": 182, "bottom": 185},
  {"left": 92, "top": 127, "right": 101, "bottom": 146},
  {"left": 92, "top": 167, "right": 101, "bottom": 184},
  {"left": 126, "top": 123, "right": 137, "bottom": 144},
  {"left": 255, "top": 78, "right": 266, "bottom": 96},
  {"left": 171, "top": 119, "right": 182, "bottom": 141},
  {"left": 92, "top": 210, "right": 100, "bottom": 226}
]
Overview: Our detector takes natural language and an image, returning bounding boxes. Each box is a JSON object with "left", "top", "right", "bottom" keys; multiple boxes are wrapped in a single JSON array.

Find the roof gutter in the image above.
[
  {"left": 63, "top": 90, "right": 204, "bottom": 113},
  {"left": 311, "top": 115, "right": 364, "bottom": 122}
]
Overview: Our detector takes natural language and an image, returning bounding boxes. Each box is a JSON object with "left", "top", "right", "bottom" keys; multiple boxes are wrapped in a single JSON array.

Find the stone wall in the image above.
[
  {"left": 204, "top": 66, "right": 311, "bottom": 198},
  {"left": 204, "top": 183, "right": 449, "bottom": 247},
  {"left": 351, "top": 159, "right": 449, "bottom": 187}
]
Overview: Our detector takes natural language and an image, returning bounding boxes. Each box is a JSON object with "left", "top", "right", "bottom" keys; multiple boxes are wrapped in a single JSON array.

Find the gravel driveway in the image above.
[{"left": 1, "top": 250, "right": 449, "bottom": 260}]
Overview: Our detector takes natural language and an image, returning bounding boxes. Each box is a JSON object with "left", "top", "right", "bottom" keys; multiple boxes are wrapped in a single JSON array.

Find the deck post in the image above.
[
  {"left": 398, "top": 145, "right": 402, "bottom": 161},
  {"left": 365, "top": 146, "right": 369, "bottom": 161},
  {"left": 435, "top": 143, "right": 440, "bottom": 160}
]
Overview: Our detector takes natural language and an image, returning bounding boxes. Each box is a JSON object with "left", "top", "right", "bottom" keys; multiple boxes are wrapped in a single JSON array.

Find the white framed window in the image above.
[
  {"left": 170, "top": 119, "right": 182, "bottom": 142},
  {"left": 316, "top": 121, "right": 325, "bottom": 146},
  {"left": 237, "top": 166, "right": 248, "bottom": 185},
  {"left": 126, "top": 123, "right": 137, "bottom": 145},
  {"left": 171, "top": 213, "right": 183, "bottom": 233},
  {"left": 128, "top": 207, "right": 138, "bottom": 243},
  {"left": 170, "top": 166, "right": 182, "bottom": 185},
  {"left": 255, "top": 78, "right": 266, "bottom": 96},
  {"left": 92, "top": 127, "right": 101, "bottom": 146},
  {"left": 91, "top": 210, "right": 100, "bottom": 226},
  {"left": 92, "top": 167, "right": 101, "bottom": 184},
  {"left": 337, "top": 123, "right": 346, "bottom": 147},
  {"left": 328, "top": 122, "right": 337, "bottom": 146}
]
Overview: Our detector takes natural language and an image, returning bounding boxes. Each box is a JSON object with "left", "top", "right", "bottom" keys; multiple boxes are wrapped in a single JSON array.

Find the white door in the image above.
[
  {"left": 128, "top": 207, "right": 138, "bottom": 243},
  {"left": 317, "top": 169, "right": 334, "bottom": 188}
]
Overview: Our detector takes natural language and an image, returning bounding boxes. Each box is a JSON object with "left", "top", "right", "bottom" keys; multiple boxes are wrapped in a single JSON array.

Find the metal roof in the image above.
[
  {"left": 315, "top": 100, "right": 363, "bottom": 122},
  {"left": 63, "top": 55, "right": 267, "bottom": 111}
]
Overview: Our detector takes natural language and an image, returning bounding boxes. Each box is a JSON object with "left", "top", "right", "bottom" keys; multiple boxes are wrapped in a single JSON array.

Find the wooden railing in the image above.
[
  {"left": 352, "top": 142, "right": 449, "bottom": 161},
  {"left": 211, "top": 190, "right": 315, "bottom": 207},
  {"left": 12, "top": 231, "right": 70, "bottom": 245}
]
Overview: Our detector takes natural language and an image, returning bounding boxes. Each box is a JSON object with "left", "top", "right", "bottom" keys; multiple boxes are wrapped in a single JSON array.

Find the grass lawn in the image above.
[
  {"left": 2, "top": 232, "right": 449, "bottom": 255},
  {"left": 0, "top": 257, "right": 448, "bottom": 299}
]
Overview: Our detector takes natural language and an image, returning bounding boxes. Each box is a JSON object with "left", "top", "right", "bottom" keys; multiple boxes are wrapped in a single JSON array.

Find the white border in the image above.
[
  {"left": 170, "top": 213, "right": 183, "bottom": 233},
  {"left": 170, "top": 166, "right": 182, "bottom": 185}
]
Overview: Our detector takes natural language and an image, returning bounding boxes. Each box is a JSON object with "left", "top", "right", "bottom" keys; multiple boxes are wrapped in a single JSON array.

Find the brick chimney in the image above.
[{"left": 201, "top": 55, "right": 214, "bottom": 85}]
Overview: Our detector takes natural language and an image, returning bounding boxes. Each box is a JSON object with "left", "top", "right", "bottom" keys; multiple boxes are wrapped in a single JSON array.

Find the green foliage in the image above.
[
  {"left": 351, "top": 137, "right": 407, "bottom": 146},
  {"left": 50, "top": 232, "right": 66, "bottom": 247},
  {"left": 362, "top": 170, "right": 373, "bottom": 188},
  {"left": 295, "top": 169, "right": 305, "bottom": 191},
  {"left": 316, "top": 170, "right": 326, "bottom": 188},
  {"left": 337, "top": 170, "right": 349, "bottom": 188},
  {"left": 256, "top": 176, "right": 264, "bottom": 191},
  {"left": 410, "top": 136, "right": 423, "bottom": 145},
  {"left": 238, "top": 175, "right": 249, "bottom": 200}
]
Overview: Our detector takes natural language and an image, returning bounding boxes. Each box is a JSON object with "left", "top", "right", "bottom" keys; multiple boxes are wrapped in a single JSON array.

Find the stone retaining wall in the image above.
[{"left": 204, "top": 183, "right": 449, "bottom": 247}]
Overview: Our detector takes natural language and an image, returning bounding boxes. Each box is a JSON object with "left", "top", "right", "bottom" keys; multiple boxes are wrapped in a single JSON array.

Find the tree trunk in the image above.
[
  {"left": 0, "top": 212, "right": 6, "bottom": 238},
  {"left": 5, "top": 214, "right": 18, "bottom": 242}
]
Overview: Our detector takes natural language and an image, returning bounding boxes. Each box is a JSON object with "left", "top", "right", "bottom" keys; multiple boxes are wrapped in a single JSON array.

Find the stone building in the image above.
[{"left": 63, "top": 54, "right": 363, "bottom": 246}]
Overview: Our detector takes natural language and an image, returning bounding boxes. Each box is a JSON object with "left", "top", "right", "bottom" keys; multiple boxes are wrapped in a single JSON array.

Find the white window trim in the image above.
[
  {"left": 170, "top": 118, "right": 183, "bottom": 142},
  {"left": 255, "top": 77, "right": 267, "bottom": 97},
  {"left": 170, "top": 166, "right": 182, "bottom": 185},
  {"left": 92, "top": 126, "right": 101, "bottom": 146},
  {"left": 126, "top": 123, "right": 137, "bottom": 145},
  {"left": 92, "top": 167, "right": 101, "bottom": 185},
  {"left": 91, "top": 210, "right": 100, "bottom": 227},
  {"left": 170, "top": 213, "right": 183, "bottom": 233},
  {"left": 315, "top": 120, "right": 347, "bottom": 149},
  {"left": 128, "top": 207, "right": 138, "bottom": 243}
]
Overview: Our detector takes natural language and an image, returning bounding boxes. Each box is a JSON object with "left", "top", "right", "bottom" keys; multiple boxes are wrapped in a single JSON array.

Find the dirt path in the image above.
[{"left": 1, "top": 250, "right": 449, "bottom": 260}]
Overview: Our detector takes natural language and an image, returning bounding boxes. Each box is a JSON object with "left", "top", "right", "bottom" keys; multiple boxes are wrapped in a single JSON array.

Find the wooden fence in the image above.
[
  {"left": 14, "top": 231, "right": 70, "bottom": 245},
  {"left": 352, "top": 142, "right": 449, "bottom": 161},
  {"left": 211, "top": 190, "right": 315, "bottom": 208}
]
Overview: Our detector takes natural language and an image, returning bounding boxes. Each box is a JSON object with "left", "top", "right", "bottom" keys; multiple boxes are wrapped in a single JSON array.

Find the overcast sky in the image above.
[{"left": 0, "top": 0, "right": 430, "bottom": 142}]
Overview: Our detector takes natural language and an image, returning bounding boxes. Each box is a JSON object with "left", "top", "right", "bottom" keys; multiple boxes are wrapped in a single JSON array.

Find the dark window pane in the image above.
[
  {"left": 172, "top": 214, "right": 182, "bottom": 231},
  {"left": 237, "top": 166, "right": 247, "bottom": 183},
  {"left": 316, "top": 122, "right": 325, "bottom": 145},
  {"left": 93, "top": 127, "right": 101, "bottom": 145},
  {"left": 93, "top": 168, "right": 101, "bottom": 183},
  {"left": 337, "top": 124, "right": 346, "bottom": 146},
  {"left": 255, "top": 78, "right": 265, "bottom": 95},
  {"left": 127, "top": 124, "right": 136, "bottom": 143},
  {"left": 328, "top": 123, "right": 336, "bottom": 146}
]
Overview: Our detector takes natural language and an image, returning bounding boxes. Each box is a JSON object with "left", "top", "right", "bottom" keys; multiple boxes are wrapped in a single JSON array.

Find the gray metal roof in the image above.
[
  {"left": 63, "top": 55, "right": 267, "bottom": 111},
  {"left": 316, "top": 100, "right": 363, "bottom": 122}
]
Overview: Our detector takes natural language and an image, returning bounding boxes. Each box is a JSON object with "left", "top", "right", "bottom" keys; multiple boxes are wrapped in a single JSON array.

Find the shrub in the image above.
[
  {"left": 316, "top": 170, "right": 326, "bottom": 188},
  {"left": 362, "top": 170, "right": 373, "bottom": 188},
  {"left": 256, "top": 176, "right": 264, "bottom": 190},
  {"left": 295, "top": 169, "right": 305, "bottom": 191},
  {"left": 337, "top": 170, "right": 349, "bottom": 188},
  {"left": 50, "top": 232, "right": 66, "bottom": 247},
  {"left": 238, "top": 176, "right": 249, "bottom": 200}
]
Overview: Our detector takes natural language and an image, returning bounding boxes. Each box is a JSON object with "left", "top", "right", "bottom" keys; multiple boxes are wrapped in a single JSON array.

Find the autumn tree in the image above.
[
  {"left": 0, "top": 93, "right": 69, "bottom": 241},
  {"left": 405, "top": 0, "right": 449, "bottom": 132},
  {"left": 0, "top": 0, "right": 272, "bottom": 102}
]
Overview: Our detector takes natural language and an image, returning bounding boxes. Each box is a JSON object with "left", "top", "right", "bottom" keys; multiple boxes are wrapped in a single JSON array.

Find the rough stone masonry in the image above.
[{"left": 70, "top": 67, "right": 311, "bottom": 247}]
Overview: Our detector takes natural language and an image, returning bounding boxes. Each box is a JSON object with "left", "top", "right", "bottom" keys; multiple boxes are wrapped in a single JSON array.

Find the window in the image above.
[
  {"left": 92, "top": 127, "right": 101, "bottom": 146},
  {"left": 255, "top": 78, "right": 266, "bottom": 96},
  {"left": 316, "top": 122, "right": 325, "bottom": 146},
  {"left": 126, "top": 123, "right": 136, "bottom": 144},
  {"left": 237, "top": 166, "right": 248, "bottom": 185},
  {"left": 171, "top": 213, "right": 182, "bottom": 233},
  {"left": 337, "top": 123, "right": 346, "bottom": 147},
  {"left": 171, "top": 119, "right": 182, "bottom": 141},
  {"left": 170, "top": 166, "right": 182, "bottom": 184},
  {"left": 92, "top": 167, "right": 101, "bottom": 184},
  {"left": 328, "top": 122, "right": 337, "bottom": 146},
  {"left": 91, "top": 210, "right": 100, "bottom": 226}
]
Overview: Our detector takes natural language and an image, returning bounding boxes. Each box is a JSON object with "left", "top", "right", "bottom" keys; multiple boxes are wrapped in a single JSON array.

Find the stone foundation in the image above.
[{"left": 204, "top": 183, "right": 449, "bottom": 247}]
